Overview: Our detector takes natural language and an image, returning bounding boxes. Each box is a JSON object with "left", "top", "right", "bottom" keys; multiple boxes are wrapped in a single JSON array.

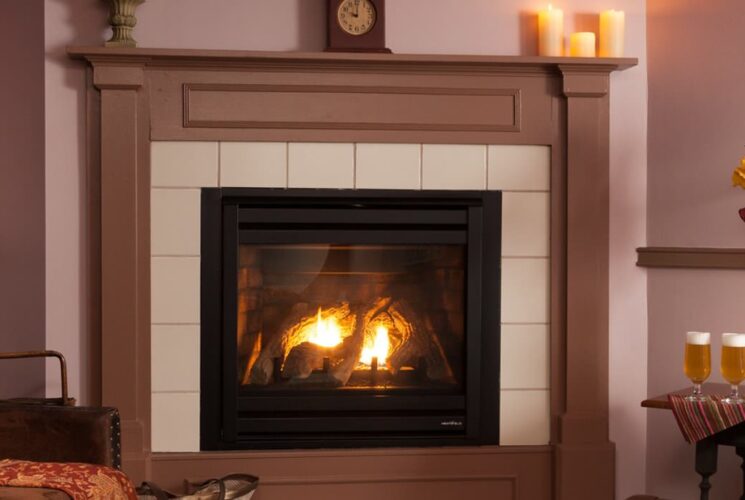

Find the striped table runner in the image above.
[{"left": 668, "top": 394, "right": 745, "bottom": 442}]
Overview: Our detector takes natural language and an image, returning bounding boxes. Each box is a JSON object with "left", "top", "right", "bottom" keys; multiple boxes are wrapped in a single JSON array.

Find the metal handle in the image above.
[{"left": 0, "top": 350, "right": 70, "bottom": 404}]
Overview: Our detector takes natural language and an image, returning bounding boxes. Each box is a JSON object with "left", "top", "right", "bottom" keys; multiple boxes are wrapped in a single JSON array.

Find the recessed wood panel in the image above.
[
  {"left": 149, "top": 447, "right": 551, "bottom": 500},
  {"left": 184, "top": 84, "right": 519, "bottom": 132},
  {"left": 258, "top": 475, "right": 515, "bottom": 500}
]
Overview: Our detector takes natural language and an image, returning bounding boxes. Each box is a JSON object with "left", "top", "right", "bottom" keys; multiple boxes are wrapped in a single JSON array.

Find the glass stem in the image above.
[
  {"left": 693, "top": 383, "right": 703, "bottom": 398},
  {"left": 731, "top": 384, "right": 740, "bottom": 400}
]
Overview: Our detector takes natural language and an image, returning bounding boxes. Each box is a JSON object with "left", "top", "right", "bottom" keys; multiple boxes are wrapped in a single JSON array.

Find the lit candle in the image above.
[
  {"left": 538, "top": 4, "right": 564, "bottom": 57},
  {"left": 599, "top": 10, "right": 625, "bottom": 57},
  {"left": 569, "top": 32, "right": 596, "bottom": 57}
]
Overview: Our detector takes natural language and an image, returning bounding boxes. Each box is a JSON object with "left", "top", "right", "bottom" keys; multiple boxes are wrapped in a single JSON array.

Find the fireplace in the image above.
[
  {"left": 70, "top": 45, "right": 633, "bottom": 498},
  {"left": 201, "top": 189, "right": 501, "bottom": 450}
]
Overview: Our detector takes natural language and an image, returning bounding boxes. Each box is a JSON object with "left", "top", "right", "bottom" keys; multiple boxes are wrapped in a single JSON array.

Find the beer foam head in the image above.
[
  {"left": 686, "top": 331, "right": 710, "bottom": 345},
  {"left": 722, "top": 333, "right": 745, "bottom": 347}
]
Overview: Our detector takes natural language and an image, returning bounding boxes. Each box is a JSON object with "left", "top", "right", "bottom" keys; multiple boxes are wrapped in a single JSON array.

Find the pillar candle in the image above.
[
  {"left": 538, "top": 5, "right": 564, "bottom": 56},
  {"left": 569, "top": 32, "right": 596, "bottom": 57},
  {"left": 599, "top": 10, "right": 625, "bottom": 57}
]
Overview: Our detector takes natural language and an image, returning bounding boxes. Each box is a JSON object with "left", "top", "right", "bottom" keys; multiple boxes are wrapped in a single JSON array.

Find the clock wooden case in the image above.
[{"left": 326, "top": 0, "right": 391, "bottom": 53}]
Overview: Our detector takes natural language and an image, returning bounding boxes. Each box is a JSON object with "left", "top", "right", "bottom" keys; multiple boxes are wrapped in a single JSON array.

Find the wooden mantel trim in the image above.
[
  {"left": 637, "top": 247, "right": 745, "bottom": 270},
  {"left": 68, "top": 46, "right": 637, "bottom": 74},
  {"left": 72, "top": 46, "right": 636, "bottom": 500}
]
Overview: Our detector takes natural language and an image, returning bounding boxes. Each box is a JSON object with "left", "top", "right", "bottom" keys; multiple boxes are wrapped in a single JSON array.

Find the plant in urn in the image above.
[{"left": 104, "top": 0, "right": 145, "bottom": 47}]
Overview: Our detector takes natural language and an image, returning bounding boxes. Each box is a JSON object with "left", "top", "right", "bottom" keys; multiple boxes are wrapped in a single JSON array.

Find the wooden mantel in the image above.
[
  {"left": 69, "top": 45, "right": 636, "bottom": 69},
  {"left": 69, "top": 46, "right": 636, "bottom": 500}
]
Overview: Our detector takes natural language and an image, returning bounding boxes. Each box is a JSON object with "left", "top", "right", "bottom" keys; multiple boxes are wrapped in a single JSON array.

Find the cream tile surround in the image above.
[
  {"left": 150, "top": 141, "right": 551, "bottom": 452},
  {"left": 220, "top": 142, "right": 287, "bottom": 188}
]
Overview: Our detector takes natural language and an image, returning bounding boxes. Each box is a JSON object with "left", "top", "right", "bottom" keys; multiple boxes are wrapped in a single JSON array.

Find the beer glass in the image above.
[
  {"left": 721, "top": 333, "right": 745, "bottom": 404},
  {"left": 684, "top": 331, "right": 711, "bottom": 401}
]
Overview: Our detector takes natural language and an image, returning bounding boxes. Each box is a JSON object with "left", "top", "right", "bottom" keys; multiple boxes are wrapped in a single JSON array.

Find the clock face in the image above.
[{"left": 337, "top": 0, "right": 377, "bottom": 36}]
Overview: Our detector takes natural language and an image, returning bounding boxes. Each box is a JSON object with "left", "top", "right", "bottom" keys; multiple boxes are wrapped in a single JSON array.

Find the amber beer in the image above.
[
  {"left": 684, "top": 331, "right": 711, "bottom": 384},
  {"left": 721, "top": 333, "right": 745, "bottom": 385}
]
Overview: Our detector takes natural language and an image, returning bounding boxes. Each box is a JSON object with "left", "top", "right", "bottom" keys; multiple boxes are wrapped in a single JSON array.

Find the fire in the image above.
[
  {"left": 306, "top": 308, "right": 343, "bottom": 348},
  {"left": 291, "top": 305, "right": 391, "bottom": 368},
  {"left": 360, "top": 325, "right": 390, "bottom": 366}
]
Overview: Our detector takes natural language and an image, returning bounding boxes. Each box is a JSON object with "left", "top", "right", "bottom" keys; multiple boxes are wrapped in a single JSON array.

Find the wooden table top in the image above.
[{"left": 642, "top": 383, "right": 732, "bottom": 410}]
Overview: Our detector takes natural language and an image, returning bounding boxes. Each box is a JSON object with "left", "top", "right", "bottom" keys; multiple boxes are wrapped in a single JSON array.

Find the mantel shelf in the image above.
[{"left": 68, "top": 46, "right": 637, "bottom": 73}]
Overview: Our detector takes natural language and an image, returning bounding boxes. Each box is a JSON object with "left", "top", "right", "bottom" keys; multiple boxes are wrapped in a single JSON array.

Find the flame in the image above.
[
  {"left": 360, "top": 325, "right": 390, "bottom": 366},
  {"left": 306, "top": 308, "right": 343, "bottom": 348}
]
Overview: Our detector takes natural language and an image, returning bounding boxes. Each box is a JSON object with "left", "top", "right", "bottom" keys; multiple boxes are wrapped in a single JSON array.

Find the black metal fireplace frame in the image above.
[{"left": 201, "top": 188, "right": 501, "bottom": 450}]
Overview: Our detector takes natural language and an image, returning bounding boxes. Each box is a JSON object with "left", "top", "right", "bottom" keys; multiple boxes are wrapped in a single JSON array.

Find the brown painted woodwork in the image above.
[
  {"left": 326, "top": 0, "right": 390, "bottom": 53},
  {"left": 183, "top": 83, "right": 520, "bottom": 132},
  {"left": 0, "top": 0, "right": 46, "bottom": 401},
  {"left": 151, "top": 446, "right": 551, "bottom": 498},
  {"left": 642, "top": 384, "right": 732, "bottom": 410},
  {"left": 555, "top": 65, "right": 614, "bottom": 500},
  {"left": 68, "top": 46, "right": 636, "bottom": 500},
  {"left": 637, "top": 247, "right": 745, "bottom": 270}
]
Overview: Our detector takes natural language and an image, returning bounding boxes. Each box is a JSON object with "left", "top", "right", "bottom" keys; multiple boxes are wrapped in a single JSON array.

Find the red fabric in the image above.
[
  {"left": 668, "top": 394, "right": 745, "bottom": 442},
  {"left": 0, "top": 459, "right": 136, "bottom": 500}
]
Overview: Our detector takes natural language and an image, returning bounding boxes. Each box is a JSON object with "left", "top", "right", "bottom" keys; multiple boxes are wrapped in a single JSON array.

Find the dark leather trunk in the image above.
[{"left": 0, "top": 404, "right": 121, "bottom": 468}]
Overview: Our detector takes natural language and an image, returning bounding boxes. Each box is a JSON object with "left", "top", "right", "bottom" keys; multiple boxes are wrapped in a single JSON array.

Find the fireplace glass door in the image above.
[
  {"left": 201, "top": 189, "right": 501, "bottom": 450},
  {"left": 238, "top": 243, "right": 465, "bottom": 392}
]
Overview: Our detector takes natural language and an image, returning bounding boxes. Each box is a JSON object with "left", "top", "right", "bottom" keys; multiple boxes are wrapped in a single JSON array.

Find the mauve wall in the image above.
[
  {"left": 646, "top": 1, "right": 745, "bottom": 498},
  {"left": 0, "top": 0, "right": 46, "bottom": 398},
  {"left": 44, "top": 1, "right": 648, "bottom": 498}
]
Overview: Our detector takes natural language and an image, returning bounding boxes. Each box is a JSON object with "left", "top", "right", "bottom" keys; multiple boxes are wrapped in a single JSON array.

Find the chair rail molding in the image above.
[{"left": 637, "top": 247, "right": 745, "bottom": 270}]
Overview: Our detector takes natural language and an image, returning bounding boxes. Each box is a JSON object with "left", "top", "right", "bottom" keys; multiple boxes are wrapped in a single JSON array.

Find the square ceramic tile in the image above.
[
  {"left": 151, "top": 257, "right": 200, "bottom": 324},
  {"left": 151, "top": 142, "right": 218, "bottom": 187},
  {"left": 151, "top": 189, "right": 201, "bottom": 256},
  {"left": 287, "top": 143, "right": 354, "bottom": 188},
  {"left": 152, "top": 325, "right": 200, "bottom": 392},
  {"left": 499, "top": 390, "right": 550, "bottom": 445},
  {"left": 501, "top": 258, "right": 550, "bottom": 324},
  {"left": 421, "top": 144, "right": 486, "bottom": 190},
  {"left": 220, "top": 142, "right": 287, "bottom": 188},
  {"left": 355, "top": 144, "right": 421, "bottom": 189},
  {"left": 501, "top": 325, "right": 550, "bottom": 390},
  {"left": 488, "top": 145, "right": 550, "bottom": 191},
  {"left": 501, "top": 192, "right": 550, "bottom": 257},
  {"left": 151, "top": 392, "right": 200, "bottom": 452}
]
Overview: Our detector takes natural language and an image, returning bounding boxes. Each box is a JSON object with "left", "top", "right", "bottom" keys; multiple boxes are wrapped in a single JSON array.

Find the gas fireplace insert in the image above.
[{"left": 201, "top": 189, "right": 501, "bottom": 450}]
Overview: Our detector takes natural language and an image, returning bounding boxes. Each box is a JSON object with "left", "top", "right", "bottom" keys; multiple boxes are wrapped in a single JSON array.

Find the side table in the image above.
[{"left": 642, "top": 383, "right": 745, "bottom": 500}]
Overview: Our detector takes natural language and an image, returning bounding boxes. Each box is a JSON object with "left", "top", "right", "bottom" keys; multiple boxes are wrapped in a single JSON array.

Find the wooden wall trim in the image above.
[
  {"left": 637, "top": 247, "right": 745, "bottom": 270},
  {"left": 149, "top": 446, "right": 551, "bottom": 500},
  {"left": 182, "top": 83, "right": 521, "bottom": 132},
  {"left": 556, "top": 65, "right": 614, "bottom": 500},
  {"left": 69, "top": 46, "right": 636, "bottom": 74}
]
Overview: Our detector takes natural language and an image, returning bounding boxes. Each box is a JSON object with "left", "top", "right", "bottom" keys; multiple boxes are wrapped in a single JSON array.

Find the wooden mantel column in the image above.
[
  {"left": 555, "top": 64, "right": 614, "bottom": 500},
  {"left": 93, "top": 63, "right": 151, "bottom": 481}
]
